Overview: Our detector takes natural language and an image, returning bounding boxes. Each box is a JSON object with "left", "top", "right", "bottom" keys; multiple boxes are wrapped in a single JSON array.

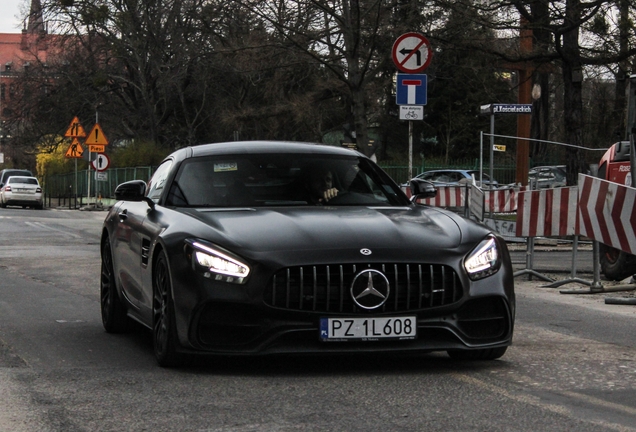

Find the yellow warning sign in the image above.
[
  {"left": 65, "top": 138, "right": 84, "bottom": 158},
  {"left": 64, "top": 117, "right": 87, "bottom": 138},
  {"left": 493, "top": 144, "right": 506, "bottom": 152},
  {"left": 88, "top": 144, "right": 105, "bottom": 153},
  {"left": 85, "top": 123, "right": 109, "bottom": 146}
]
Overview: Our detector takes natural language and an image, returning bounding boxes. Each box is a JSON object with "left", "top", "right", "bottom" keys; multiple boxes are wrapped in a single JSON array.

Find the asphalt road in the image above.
[{"left": 1, "top": 207, "right": 636, "bottom": 431}]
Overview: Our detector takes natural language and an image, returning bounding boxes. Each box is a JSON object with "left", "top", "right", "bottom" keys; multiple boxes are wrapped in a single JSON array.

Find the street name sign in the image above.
[{"left": 480, "top": 104, "right": 532, "bottom": 115}]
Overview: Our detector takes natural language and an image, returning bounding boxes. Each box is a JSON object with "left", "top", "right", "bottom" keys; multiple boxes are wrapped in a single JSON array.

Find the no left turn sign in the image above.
[{"left": 392, "top": 33, "right": 433, "bottom": 73}]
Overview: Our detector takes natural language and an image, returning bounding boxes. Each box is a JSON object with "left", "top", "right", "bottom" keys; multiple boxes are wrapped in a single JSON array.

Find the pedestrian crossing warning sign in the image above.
[
  {"left": 65, "top": 138, "right": 84, "bottom": 158},
  {"left": 64, "top": 117, "right": 87, "bottom": 138},
  {"left": 85, "top": 123, "right": 109, "bottom": 146}
]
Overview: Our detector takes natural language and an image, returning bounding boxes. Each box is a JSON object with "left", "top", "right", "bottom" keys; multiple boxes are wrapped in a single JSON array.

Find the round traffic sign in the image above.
[
  {"left": 91, "top": 153, "right": 110, "bottom": 171},
  {"left": 392, "top": 33, "right": 433, "bottom": 73}
]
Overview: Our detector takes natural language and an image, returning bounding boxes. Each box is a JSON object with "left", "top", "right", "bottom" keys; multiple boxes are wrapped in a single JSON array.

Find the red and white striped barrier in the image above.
[
  {"left": 487, "top": 188, "right": 520, "bottom": 213},
  {"left": 404, "top": 184, "right": 521, "bottom": 213},
  {"left": 577, "top": 174, "right": 636, "bottom": 255},
  {"left": 418, "top": 186, "right": 467, "bottom": 208},
  {"left": 515, "top": 186, "right": 579, "bottom": 237}
]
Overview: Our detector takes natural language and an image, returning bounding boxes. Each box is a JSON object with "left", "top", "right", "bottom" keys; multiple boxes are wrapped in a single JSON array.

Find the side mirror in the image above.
[
  {"left": 409, "top": 178, "right": 437, "bottom": 200},
  {"left": 115, "top": 180, "right": 146, "bottom": 201},
  {"left": 115, "top": 180, "right": 155, "bottom": 209}
]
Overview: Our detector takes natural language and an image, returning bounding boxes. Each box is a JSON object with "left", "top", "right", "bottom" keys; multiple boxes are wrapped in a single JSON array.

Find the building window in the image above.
[{"left": 0, "top": 84, "right": 4, "bottom": 101}]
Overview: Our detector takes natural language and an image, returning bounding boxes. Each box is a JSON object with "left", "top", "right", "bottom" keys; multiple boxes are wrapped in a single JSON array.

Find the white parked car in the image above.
[{"left": 0, "top": 176, "right": 43, "bottom": 209}]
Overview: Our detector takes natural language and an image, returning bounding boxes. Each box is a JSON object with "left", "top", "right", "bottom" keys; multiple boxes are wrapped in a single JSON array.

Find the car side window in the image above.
[{"left": 147, "top": 160, "right": 173, "bottom": 202}]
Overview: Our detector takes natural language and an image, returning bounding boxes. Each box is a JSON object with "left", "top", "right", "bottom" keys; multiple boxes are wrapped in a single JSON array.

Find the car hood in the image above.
[{"left": 178, "top": 206, "right": 479, "bottom": 261}]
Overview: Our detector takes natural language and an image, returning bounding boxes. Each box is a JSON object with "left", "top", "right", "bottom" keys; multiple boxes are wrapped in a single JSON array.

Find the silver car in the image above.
[
  {"left": 0, "top": 176, "right": 43, "bottom": 209},
  {"left": 528, "top": 165, "right": 567, "bottom": 189}
]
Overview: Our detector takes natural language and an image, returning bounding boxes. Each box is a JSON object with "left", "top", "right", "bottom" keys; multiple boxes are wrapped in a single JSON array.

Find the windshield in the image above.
[{"left": 165, "top": 153, "right": 410, "bottom": 207}]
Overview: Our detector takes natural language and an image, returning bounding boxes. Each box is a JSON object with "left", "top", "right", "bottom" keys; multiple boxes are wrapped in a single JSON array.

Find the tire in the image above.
[
  {"left": 153, "top": 251, "right": 187, "bottom": 367},
  {"left": 447, "top": 346, "right": 508, "bottom": 361},
  {"left": 100, "top": 240, "right": 130, "bottom": 333},
  {"left": 599, "top": 244, "right": 636, "bottom": 281}
]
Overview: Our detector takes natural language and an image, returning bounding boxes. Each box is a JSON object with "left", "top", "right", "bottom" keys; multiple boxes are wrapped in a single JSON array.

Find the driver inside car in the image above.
[{"left": 305, "top": 165, "right": 339, "bottom": 204}]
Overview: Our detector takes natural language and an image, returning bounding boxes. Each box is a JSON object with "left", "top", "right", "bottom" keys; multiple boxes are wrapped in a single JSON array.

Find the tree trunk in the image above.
[{"left": 561, "top": 0, "right": 587, "bottom": 185}]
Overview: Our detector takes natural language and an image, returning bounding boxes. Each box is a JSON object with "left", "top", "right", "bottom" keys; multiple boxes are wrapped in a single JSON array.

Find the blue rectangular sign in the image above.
[
  {"left": 396, "top": 74, "right": 427, "bottom": 106},
  {"left": 482, "top": 104, "right": 532, "bottom": 114}
]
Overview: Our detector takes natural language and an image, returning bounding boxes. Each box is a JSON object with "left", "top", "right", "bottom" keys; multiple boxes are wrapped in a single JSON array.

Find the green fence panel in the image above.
[{"left": 45, "top": 167, "right": 155, "bottom": 198}]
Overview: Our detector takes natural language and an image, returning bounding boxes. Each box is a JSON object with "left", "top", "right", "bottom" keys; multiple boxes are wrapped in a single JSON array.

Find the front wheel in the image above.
[
  {"left": 153, "top": 251, "right": 188, "bottom": 367},
  {"left": 599, "top": 244, "right": 636, "bottom": 281},
  {"left": 447, "top": 346, "right": 508, "bottom": 360},
  {"left": 100, "top": 240, "right": 129, "bottom": 333}
]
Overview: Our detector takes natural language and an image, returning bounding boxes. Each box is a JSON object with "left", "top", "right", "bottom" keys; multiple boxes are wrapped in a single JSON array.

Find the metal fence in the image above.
[{"left": 44, "top": 167, "right": 155, "bottom": 206}]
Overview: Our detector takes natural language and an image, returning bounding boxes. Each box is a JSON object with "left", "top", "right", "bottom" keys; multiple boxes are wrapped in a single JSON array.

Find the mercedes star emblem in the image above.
[
  {"left": 350, "top": 269, "right": 390, "bottom": 310},
  {"left": 360, "top": 248, "right": 372, "bottom": 256}
]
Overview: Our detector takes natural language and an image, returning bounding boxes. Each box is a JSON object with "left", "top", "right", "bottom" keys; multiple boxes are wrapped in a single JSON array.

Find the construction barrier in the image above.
[
  {"left": 515, "top": 186, "right": 579, "bottom": 237},
  {"left": 577, "top": 174, "right": 636, "bottom": 255},
  {"left": 404, "top": 184, "right": 521, "bottom": 214}
]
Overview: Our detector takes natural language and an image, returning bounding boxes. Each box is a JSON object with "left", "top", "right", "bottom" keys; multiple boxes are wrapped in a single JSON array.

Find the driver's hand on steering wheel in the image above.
[{"left": 321, "top": 188, "right": 338, "bottom": 202}]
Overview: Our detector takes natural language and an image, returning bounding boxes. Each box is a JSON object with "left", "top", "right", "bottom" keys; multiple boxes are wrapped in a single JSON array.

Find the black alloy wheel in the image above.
[
  {"left": 153, "top": 251, "right": 186, "bottom": 367},
  {"left": 100, "top": 239, "right": 129, "bottom": 333}
]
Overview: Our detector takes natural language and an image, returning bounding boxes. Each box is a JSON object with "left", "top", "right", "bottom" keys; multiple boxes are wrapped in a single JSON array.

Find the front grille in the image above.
[{"left": 263, "top": 263, "right": 463, "bottom": 313}]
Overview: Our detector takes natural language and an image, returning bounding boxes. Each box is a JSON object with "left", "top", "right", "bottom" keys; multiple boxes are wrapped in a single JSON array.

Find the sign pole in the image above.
[
  {"left": 74, "top": 159, "right": 77, "bottom": 208},
  {"left": 490, "top": 112, "right": 495, "bottom": 190},
  {"left": 63, "top": 117, "right": 87, "bottom": 208},
  {"left": 87, "top": 149, "right": 91, "bottom": 204},
  {"left": 479, "top": 131, "right": 483, "bottom": 185},
  {"left": 409, "top": 121, "right": 413, "bottom": 180}
]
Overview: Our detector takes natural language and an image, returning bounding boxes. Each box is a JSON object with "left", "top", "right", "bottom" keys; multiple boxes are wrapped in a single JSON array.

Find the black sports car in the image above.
[{"left": 101, "top": 141, "right": 515, "bottom": 367}]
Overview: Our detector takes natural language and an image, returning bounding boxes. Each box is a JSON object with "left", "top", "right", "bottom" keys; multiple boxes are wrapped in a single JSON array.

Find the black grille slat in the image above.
[{"left": 264, "top": 263, "right": 463, "bottom": 313}]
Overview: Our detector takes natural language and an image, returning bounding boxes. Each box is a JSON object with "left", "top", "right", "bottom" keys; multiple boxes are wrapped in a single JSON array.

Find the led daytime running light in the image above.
[
  {"left": 465, "top": 236, "right": 499, "bottom": 278},
  {"left": 191, "top": 241, "right": 250, "bottom": 278}
]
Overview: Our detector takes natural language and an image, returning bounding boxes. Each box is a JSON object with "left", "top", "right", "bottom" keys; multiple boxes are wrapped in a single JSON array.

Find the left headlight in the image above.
[
  {"left": 464, "top": 235, "right": 500, "bottom": 280},
  {"left": 185, "top": 239, "right": 250, "bottom": 284}
]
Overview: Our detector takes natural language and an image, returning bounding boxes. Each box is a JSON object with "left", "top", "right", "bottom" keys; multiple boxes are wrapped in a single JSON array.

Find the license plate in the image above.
[{"left": 320, "top": 316, "right": 416, "bottom": 341}]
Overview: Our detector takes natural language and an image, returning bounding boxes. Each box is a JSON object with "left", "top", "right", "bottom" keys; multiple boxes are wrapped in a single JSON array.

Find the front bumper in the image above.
[{"left": 170, "top": 261, "right": 515, "bottom": 356}]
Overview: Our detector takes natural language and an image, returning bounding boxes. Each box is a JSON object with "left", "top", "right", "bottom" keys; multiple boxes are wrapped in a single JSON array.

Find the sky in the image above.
[{"left": 1, "top": 0, "right": 26, "bottom": 34}]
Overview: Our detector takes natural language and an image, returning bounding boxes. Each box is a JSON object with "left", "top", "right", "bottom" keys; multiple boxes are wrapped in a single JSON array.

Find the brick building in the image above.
[{"left": 0, "top": 0, "right": 54, "bottom": 165}]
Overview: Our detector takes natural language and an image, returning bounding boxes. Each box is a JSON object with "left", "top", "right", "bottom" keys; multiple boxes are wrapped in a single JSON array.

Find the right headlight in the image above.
[
  {"left": 185, "top": 239, "right": 250, "bottom": 284},
  {"left": 464, "top": 235, "right": 501, "bottom": 280}
]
